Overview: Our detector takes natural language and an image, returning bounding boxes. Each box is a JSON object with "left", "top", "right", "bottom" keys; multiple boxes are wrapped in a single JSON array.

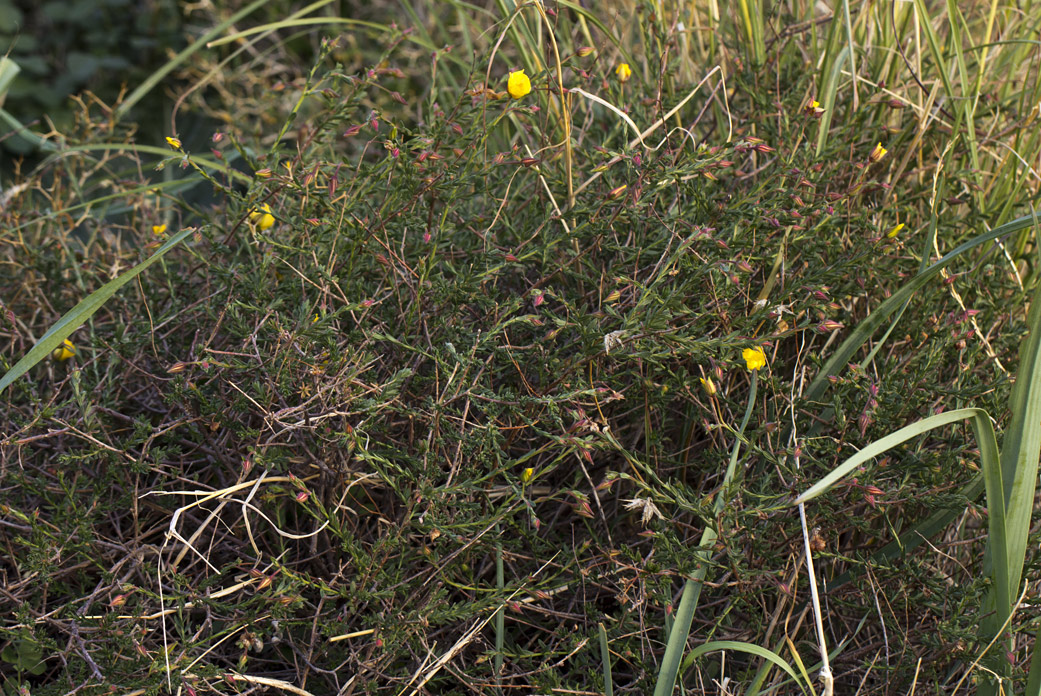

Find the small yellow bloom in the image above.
[
  {"left": 811, "top": 100, "right": 820, "bottom": 109},
  {"left": 869, "top": 142, "right": 888, "bottom": 163},
  {"left": 742, "top": 346, "right": 767, "bottom": 372},
  {"left": 51, "top": 339, "right": 76, "bottom": 362},
  {"left": 615, "top": 63, "right": 632, "bottom": 82},
  {"left": 521, "top": 467, "right": 535, "bottom": 484},
  {"left": 152, "top": 224, "right": 167, "bottom": 235},
  {"left": 699, "top": 377, "right": 717, "bottom": 396},
  {"left": 887, "top": 223, "right": 905, "bottom": 238},
  {"left": 249, "top": 203, "right": 276, "bottom": 231},
  {"left": 165, "top": 136, "right": 182, "bottom": 150},
  {"left": 507, "top": 70, "right": 531, "bottom": 99}
]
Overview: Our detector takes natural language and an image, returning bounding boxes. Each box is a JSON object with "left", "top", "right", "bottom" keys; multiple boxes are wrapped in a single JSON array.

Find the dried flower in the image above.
[
  {"left": 624, "top": 497, "right": 663, "bottom": 526},
  {"left": 615, "top": 63, "right": 632, "bottom": 82},
  {"left": 507, "top": 70, "right": 531, "bottom": 99},
  {"left": 742, "top": 346, "right": 767, "bottom": 371}
]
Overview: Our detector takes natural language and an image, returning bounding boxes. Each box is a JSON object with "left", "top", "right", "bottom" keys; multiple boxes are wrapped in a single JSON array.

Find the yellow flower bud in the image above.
[
  {"left": 165, "top": 136, "right": 182, "bottom": 150},
  {"left": 52, "top": 339, "right": 76, "bottom": 362},
  {"left": 615, "top": 63, "right": 632, "bottom": 82},
  {"left": 507, "top": 70, "right": 531, "bottom": 99},
  {"left": 887, "top": 223, "right": 905, "bottom": 238},
  {"left": 869, "top": 142, "right": 888, "bottom": 163},
  {"left": 699, "top": 377, "right": 716, "bottom": 396},
  {"left": 521, "top": 467, "right": 534, "bottom": 484}
]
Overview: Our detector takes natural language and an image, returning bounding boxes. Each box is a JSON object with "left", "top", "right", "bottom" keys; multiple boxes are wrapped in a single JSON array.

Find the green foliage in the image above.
[{"left": 1, "top": 1, "right": 1040, "bottom": 695}]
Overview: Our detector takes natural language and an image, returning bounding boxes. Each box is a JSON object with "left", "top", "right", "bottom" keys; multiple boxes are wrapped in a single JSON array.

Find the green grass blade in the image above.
[
  {"left": 803, "top": 212, "right": 1041, "bottom": 405},
  {"left": 0, "top": 57, "right": 19, "bottom": 103},
  {"left": 678, "top": 640, "right": 808, "bottom": 694},
  {"left": 0, "top": 106, "right": 59, "bottom": 152},
  {"left": 114, "top": 0, "right": 290, "bottom": 122},
  {"left": 653, "top": 374, "right": 759, "bottom": 696},
  {"left": 1027, "top": 636, "right": 1041, "bottom": 696},
  {"left": 0, "top": 227, "right": 196, "bottom": 395},
  {"left": 598, "top": 623, "right": 613, "bottom": 696},
  {"left": 840, "top": 0, "right": 859, "bottom": 109},
  {"left": 737, "top": 0, "right": 765, "bottom": 67},
  {"left": 58, "top": 143, "right": 252, "bottom": 184},
  {"left": 206, "top": 16, "right": 388, "bottom": 47},
  {"left": 911, "top": 0, "right": 956, "bottom": 105},
  {"left": 996, "top": 270, "right": 1041, "bottom": 595},
  {"left": 653, "top": 573, "right": 709, "bottom": 696},
  {"left": 784, "top": 636, "right": 816, "bottom": 696},
  {"left": 494, "top": 534, "right": 504, "bottom": 682},
  {"left": 980, "top": 259, "right": 1041, "bottom": 690},
  {"left": 792, "top": 408, "right": 999, "bottom": 506},
  {"left": 814, "top": 46, "right": 849, "bottom": 159}
]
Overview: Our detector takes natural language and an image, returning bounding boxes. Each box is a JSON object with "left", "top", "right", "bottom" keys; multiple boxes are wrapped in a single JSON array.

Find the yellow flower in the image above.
[
  {"left": 249, "top": 203, "right": 276, "bottom": 231},
  {"left": 869, "top": 142, "right": 887, "bottom": 163},
  {"left": 507, "top": 70, "right": 531, "bottom": 99},
  {"left": 521, "top": 467, "right": 535, "bottom": 484},
  {"left": 165, "top": 136, "right": 182, "bottom": 150},
  {"left": 152, "top": 224, "right": 167, "bottom": 235},
  {"left": 51, "top": 339, "right": 76, "bottom": 362},
  {"left": 887, "top": 223, "right": 905, "bottom": 238},
  {"left": 699, "top": 377, "right": 717, "bottom": 396},
  {"left": 615, "top": 63, "right": 632, "bottom": 82},
  {"left": 742, "top": 346, "right": 767, "bottom": 371}
]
